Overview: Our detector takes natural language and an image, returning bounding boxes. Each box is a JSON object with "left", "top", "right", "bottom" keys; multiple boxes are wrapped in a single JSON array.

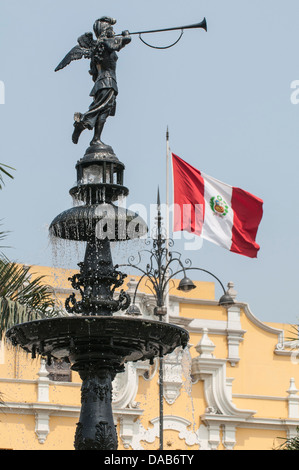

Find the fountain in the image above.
[{"left": 6, "top": 17, "right": 189, "bottom": 450}]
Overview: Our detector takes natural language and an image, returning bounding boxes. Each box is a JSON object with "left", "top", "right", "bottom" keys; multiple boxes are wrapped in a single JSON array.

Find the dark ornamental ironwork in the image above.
[
  {"left": 65, "top": 242, "right": 130, "bottom": 315},
  {"left": 5, "top": 16, "right": 212, "bottom": 451}
]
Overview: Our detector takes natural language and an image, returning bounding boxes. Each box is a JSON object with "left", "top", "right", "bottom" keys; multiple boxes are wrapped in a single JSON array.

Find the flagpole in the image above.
[
  {"left": 157, "top": 127, "right": 170, "bottom": 450},
  {"left": 166, "top": 127, "right": 170, "bottom": 241},
  {"left": 165, "top": 127, "right": 170, "bottom": 323}
]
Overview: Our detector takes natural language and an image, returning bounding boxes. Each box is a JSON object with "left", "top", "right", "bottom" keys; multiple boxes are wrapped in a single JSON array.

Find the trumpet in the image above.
[{"left": 116, "top": 18, "right": 207, "bottom": 37}]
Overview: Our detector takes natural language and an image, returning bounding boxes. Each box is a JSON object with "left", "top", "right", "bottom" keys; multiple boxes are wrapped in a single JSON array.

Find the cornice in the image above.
[
  {"left": 237, "top": 302, "right": 285, "bottom": 342},
  {"left": 233, "top": 393, "right": 287, "bottom": 402},
  {"left": 1, "top": 401, "right": 80, "bottom": 417},
  {"left": 169, "top": 295, "right": 218, "bottom": 306},
  {"left": 1, "top": 401, "right": 144, "bottom": 425},
  {"left": 201, "top": 413, "right": 299, "bottom": 430}
]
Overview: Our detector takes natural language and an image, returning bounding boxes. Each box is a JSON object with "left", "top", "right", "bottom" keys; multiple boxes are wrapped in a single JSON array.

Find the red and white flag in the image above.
[{"left": 172, "top": 153, "right": 263, "bottom": 258}]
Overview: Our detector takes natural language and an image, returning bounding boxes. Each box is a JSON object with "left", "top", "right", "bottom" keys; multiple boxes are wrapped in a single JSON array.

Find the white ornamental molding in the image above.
[
  {"left": 112, "top": 361, "right": 149, "bottom": 409},
  {"left": 35, "top": 411, "right": 50, "bottom": 444},
  {"left": 37, "top": 359, "right": 50, "bottom": 403},
  {"left": 192, "top": 330, "right": 256, "bottom": 449},
  {"left": 195, "top": 328, "right": 215, "bottom": 358},
  {"left": 111, "top": 361, "right": 151, "bottom": 449},
  {"left": 192, "top": 329, "right": 255, "bottom": 416},
  {"left": 226, "top": 304, "right": 245, "bottom": 366},
  {"left": 162, "top": 348, "right": 184, "bottom": 405},
  {"left": 130, "top": 415, "right": 209, "bottom": 450},
  {"left": 113, "top": 409, "right": 144, "bottom": 449},
  {"left": 287, "top": 378, "right": 299, "bottom": 419}
]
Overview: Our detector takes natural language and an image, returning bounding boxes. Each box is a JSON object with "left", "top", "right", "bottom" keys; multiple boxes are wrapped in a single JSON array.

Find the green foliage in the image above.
[
  {"left": 0, "top": 163, "right": 14, "bottom": 189},
  {"left": 276, "top": 428, "right": 299, "bottom": 450},
  {"left": 0, "top": 257, "right": 61, "bottom": 335}
]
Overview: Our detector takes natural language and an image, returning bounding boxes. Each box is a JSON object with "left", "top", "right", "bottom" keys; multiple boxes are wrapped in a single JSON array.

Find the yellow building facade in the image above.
[{"left": 0, "top": 265, "right": 299, "bottom": 450}]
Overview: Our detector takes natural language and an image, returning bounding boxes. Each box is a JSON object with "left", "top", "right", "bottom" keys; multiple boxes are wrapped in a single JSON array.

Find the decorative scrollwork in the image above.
[
  {"left": 81, "top": 378, "right": 111, "bottom": 403},
  {"left": 65, "top": 256, "right": 131, "bottom": 315},
  {"left": 95, "top": 422, "right": 118, "bottom": 450},
  {"left": 65, "top": 292, "right": 82, "bottom": 314},
  {"left": 118, "top": 289, "right": 131, "bottom": 311},
  {"left": 74, "top": 421, "right": 118, "bottom": 450}
]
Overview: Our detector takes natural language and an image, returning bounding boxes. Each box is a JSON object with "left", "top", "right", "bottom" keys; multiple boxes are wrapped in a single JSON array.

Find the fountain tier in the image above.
[
  {"left": 7, "top": 316, "right": 189, "bottom": 450},
  {"left": 6, "top": 316, "right": 189, "bottom": 370}
]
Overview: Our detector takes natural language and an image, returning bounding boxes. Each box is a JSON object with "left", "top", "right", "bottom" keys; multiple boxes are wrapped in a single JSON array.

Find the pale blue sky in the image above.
[{"left": 1, "top": 0, "right": 299, "bottom": 324}]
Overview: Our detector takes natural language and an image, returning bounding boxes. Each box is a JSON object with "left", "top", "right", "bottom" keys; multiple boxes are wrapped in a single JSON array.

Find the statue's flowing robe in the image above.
[{"left": 80, "top": 35, "right": 130, "bottom": 129}]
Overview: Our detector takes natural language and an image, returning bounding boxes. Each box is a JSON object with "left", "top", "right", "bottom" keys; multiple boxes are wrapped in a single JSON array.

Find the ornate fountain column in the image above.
[{"left": 74, "top": 365, "right": 118, "bottom": 450}]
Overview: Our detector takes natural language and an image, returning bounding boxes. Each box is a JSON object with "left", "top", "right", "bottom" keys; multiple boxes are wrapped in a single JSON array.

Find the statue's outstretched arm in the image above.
[{"left": 103, "top": 31, "right": 131, "bottom": 53}]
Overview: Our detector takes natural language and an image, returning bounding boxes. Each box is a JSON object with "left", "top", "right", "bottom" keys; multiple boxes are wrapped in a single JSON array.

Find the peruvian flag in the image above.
[{"left": 172, "top": 153, "right": 263, "bottom": 258}]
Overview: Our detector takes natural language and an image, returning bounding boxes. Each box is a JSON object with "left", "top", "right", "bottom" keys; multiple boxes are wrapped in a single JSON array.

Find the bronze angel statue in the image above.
[{"left": 55, "top": 17, "right": 131, "bottom": 147}]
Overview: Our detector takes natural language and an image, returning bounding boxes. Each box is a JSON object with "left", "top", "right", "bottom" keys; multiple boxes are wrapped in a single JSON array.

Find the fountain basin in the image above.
[
  {"left": 49, "top": 203, "right": 148, "bottom": 242},
  {"left": 6, "top": 316, "right": 189, "bottom": 370}
]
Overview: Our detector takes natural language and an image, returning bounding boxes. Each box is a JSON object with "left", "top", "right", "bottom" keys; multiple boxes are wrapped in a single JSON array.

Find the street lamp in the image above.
[
  {"left": 177, "top": 276, "right": 196, "bottom": 292},
  {"left": 119, "top": 189, "right": 234, "bottom": 449}
]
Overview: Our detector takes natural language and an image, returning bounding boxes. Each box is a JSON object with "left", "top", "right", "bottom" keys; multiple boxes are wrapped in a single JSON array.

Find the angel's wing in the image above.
[
  {"left": 55, "top": 32, "right": 96, "bottom": 72},
  {"left": 77, "top": 32, "right": 95, "bottom": 49}
]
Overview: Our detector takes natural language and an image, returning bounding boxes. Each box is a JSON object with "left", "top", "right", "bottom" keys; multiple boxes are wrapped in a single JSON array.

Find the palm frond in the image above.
[
  {"left": 0, "top": 164, "right": 15, "bottom": 189},
  {"left": 0, "top": 258, "right": 63, "bottom": 335},
  {"left": 275, "top": 427, "right": 299, "bottom": 450},
  {"left": 0, "top": 297, "right": 37, "bottom": 333},
  {"left": 0, "top": 231, "right": 8, "bottom": 245},
  {"left": 0, "top": 224, "right": 11, "bottom": 253}
]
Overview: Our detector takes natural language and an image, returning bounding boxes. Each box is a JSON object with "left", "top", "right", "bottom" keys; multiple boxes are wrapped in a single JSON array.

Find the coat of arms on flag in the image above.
[{"left": 210, "top": 196, "right": 229, "bottom": 217}]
